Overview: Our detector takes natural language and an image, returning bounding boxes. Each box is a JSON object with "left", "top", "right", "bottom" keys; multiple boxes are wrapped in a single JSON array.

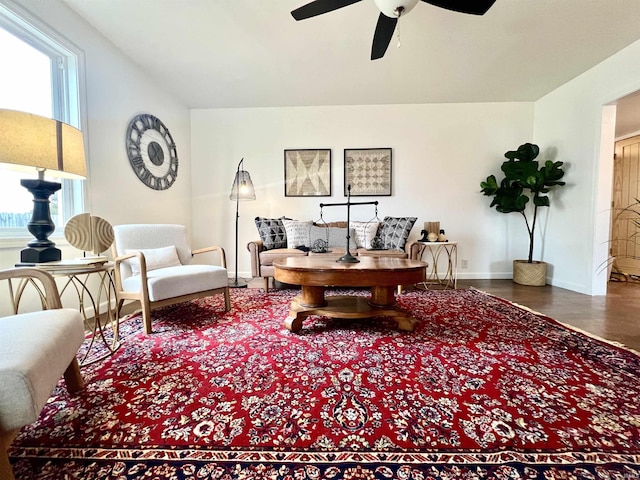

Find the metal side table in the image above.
[
  {"left": 416, "top": 241, "right": 458, "bottom": 289},
  {"left": 11, "top": 262, "right": 120, "bottom": 366}
]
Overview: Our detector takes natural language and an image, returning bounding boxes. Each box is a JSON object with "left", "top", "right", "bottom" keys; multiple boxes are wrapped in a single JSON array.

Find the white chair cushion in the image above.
[
  {"left": 122, "top": 264, "right": 228, "bottom": 302},
  {"left": 0, "top": 308, "right": 84, "bottom": 431}
]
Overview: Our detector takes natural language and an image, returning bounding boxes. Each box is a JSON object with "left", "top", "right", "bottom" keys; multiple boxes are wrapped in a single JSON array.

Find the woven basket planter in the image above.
[{"left": 513, "top": 260, "right": 547, "bottom": 286}]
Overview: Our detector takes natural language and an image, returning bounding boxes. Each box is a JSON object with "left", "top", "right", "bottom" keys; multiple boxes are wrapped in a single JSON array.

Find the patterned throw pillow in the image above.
[
  {"left": 309, "top": 226, "right": 357, "bottom": 250},
  {"left": 254, "top": 217, "right": 288, "bottom": 250},
  {"left": 378, "top": 216, "right": 417, "bottom": 251},
  {"left": 350, "top": 221, "right": 380, "bottom": 249},
  {"left": 282, "top": 219, "right": 313, "bottom": 248}
]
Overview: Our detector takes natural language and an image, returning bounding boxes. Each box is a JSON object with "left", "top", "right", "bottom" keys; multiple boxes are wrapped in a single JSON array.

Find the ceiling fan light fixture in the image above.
[{"left": 373, "top": 0, "right": 419, "bottom": 18}]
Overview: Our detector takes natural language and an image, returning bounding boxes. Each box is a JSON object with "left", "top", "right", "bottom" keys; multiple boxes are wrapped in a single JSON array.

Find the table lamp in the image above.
[
  {"left": 229, "top": 158, "right": 255, "bottom": 287},
  {"left": 0, "top": 109, "right": 86, "bottom": 264}
]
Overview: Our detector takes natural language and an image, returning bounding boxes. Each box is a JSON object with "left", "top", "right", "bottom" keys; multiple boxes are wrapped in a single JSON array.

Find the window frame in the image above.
[{"left": 0, "top": 0, "right": 87, "bottom": 244}]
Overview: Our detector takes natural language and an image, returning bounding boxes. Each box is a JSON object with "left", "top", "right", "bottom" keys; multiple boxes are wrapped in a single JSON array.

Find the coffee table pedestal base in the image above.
[
  {"left": 274, "top": 257, "right": 427, "bottom": 334},
  {"left": 284, "top": 286, "right": 416, "bottom": 333}
]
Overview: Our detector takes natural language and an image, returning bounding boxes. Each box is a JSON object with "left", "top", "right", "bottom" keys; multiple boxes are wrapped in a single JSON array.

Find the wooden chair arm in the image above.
[
  {"left": 0, "top": 268, "right": 62, "bottom": 310},
  {"left": 113, "top": 251, "right": 138, "bottom": 263},
  {"left": 192, "top": 246, "right": 227, "bottom": 268},
  {"left": 113, "top": 251, "right": 149, "bottom": 287},
  {"left": 114, "top": 251, "right": 148, "bottom": 273}
]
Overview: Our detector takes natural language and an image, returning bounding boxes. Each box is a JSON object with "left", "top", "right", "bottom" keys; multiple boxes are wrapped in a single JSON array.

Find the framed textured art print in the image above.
[
  {"left": 284, "top": 149, "right": 331, "bottom": 197},
  {"left": 344, "top": 148, "right": 392, "bottom": 196}
]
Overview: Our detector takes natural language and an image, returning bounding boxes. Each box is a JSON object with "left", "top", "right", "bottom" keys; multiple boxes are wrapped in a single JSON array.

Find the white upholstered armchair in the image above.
[{"left": 112, "top": 224, "right": 231, "bottom": 334}]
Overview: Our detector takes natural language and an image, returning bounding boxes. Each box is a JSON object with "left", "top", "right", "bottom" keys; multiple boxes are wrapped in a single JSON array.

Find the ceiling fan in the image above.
[{"left": 291, "top": 0, "right": 497, "bottom": 60}]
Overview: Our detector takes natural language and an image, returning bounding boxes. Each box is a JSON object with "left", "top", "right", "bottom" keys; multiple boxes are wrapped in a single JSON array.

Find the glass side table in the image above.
[
  {"left": 416, "top": 241, "right": 458, "bottom": 289},
  {"left": 11, "top": 262, "right": 120, "bottom": 366}
]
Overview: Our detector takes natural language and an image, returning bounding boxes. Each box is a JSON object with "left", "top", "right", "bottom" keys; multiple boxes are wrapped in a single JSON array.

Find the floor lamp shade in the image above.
[
  {"left": 229, "top": 159, "right": 255, "bottom": 288},
  {"left": 0, "top": 109, "right": 87, "bottom": 264},
  {"left": 229, "top": 170, "right": 256, "bottom": 201}
]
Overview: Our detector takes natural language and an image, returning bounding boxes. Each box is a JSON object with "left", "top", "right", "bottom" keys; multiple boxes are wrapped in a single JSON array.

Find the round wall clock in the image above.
[{"left": 126, "top": 113, "right": 179, "bottom": 190}]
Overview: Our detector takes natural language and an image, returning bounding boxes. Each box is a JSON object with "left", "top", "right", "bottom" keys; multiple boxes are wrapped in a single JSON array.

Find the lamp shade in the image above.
[
  {"left": 0, "top": 109, "right": 86, "bottom": 178},
  {"left": 229, "top": 170, "right": 256, "bottom": 201}
]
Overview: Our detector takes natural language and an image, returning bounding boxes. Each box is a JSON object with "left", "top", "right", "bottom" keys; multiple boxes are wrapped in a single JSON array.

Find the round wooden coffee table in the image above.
[{"left": 273, "top": 256, "right": 427, "bottom": 333}]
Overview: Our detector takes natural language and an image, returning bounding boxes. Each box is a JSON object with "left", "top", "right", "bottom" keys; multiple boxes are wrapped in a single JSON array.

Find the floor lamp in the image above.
[
  {"left": 229, "top": 158, "right": 255, "bottom": 288},
  {"left": 0, "top": 109, "right": 86, "bottom": 264}
]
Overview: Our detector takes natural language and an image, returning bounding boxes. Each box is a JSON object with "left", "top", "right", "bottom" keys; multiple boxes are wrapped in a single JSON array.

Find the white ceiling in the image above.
[{"left": 62, "top": 0, "right": 640, "bottom": 109}]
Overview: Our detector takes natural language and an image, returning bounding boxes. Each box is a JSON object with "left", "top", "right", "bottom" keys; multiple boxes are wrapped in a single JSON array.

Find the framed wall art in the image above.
[
  {"left": 284, "top": 149, "right": 332, "bottom": 197},
  {"left": 344, "top": 148, "right": 392, "bottom": 196}
]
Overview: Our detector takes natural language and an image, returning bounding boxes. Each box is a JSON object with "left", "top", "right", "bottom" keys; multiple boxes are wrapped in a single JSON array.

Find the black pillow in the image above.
[
  {"left": 378, "top": 216, "right": 417, "bottom": 251},
  {"left": 254, "top": 217, "right": 288, "bottom": 250}
]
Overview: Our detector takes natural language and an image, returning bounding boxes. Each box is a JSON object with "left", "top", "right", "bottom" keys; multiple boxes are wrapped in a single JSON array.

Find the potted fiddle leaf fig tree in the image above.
[{"left": 480, "top": 143, "right": 566, "bottom": 286}]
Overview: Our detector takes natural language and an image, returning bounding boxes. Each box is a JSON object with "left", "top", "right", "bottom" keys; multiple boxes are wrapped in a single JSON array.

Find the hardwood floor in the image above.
[
  {"left": 249, "top": 277, "right": 640, "bottom": 352},
  {"left": 453, "top": 279, "right": 640, "bottom": 352}
]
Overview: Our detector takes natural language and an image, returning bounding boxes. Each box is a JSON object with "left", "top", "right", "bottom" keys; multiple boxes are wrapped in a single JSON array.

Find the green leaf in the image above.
[
  {"left": 480, "top": 175, "right": 498, "bottom": 195},
  {"left": 491, "top": 183, "right": 527, "bottom": 214},
  {"left": 504, "top": 143, "right": 539, "bottom": 162},
  {"left": 533, "top": 196, "right": 550, "bottom": 207},
  {"left": 515, "top": 194, "right": 529, "bottom": 210},
  {"left": 502, "top": 158, "right": 539, "bottom": 182},
  {"left": 541, "top": 160, "right": 566, "bottom": 187},
  {"left": 524, "top": 175, "right": 538, "bottom": 188}
]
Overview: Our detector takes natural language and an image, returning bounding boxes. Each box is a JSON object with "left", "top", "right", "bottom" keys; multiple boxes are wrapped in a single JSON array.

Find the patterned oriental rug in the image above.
[{"left": 9, "top": 288, "right": 640, "bottom": 479}]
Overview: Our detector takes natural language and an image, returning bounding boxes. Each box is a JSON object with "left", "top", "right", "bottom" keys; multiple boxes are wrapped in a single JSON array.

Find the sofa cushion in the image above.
[
  {"left": 350, "top": 221, "right": 380, "bottom": 249},
  {"left": 260, "top": 247, "right": 308, "bottom": 266},
  {"left": 282, "top": 219, "right": 313, "bottom": 248},
  {"left": 255, "top": 217, "right": 288, "bottom": 250},
  {"left": 378, "top": 216, "right": 417, "bottom": 251},
  {"left": 309, "top": 225, "right": 356, "bottom": 251}
]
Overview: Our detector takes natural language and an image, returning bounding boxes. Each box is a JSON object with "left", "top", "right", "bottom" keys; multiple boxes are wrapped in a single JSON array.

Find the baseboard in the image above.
[{"left": 456, "top": 272, "right": 512, "bottom": 280}]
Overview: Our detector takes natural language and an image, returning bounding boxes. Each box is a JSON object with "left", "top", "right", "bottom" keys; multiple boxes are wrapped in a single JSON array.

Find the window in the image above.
[{"left": 0, "top": 2, "right": 84, "bottom": 240}]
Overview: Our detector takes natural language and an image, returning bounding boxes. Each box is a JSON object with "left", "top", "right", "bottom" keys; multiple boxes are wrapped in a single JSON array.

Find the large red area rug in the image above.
[{"left": 10, "top": 288, "right": 640, "bottom": 479}]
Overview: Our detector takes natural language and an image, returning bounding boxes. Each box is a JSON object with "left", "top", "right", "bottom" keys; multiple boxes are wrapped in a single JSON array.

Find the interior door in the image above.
[{"left": 612, "top": 135, "right": 640, "bottom": 276}]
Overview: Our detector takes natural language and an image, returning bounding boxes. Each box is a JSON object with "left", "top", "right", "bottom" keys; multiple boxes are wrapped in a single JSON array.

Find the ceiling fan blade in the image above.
[
  {"left": 291, "top": 0, "right": 362, "bottom": 20},
  {"left": 421, "top": 0, "right": 496, "bottom": 15},
  {"left": 371, "top": 13, "right": 398, "bottom": 60}
]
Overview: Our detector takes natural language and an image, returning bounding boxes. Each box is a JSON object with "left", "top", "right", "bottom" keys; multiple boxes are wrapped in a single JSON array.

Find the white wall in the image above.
[
  {"left": 191, "top": 103, "right": 534, "bottom": 279},
  {"left": 0, "top": 0, "right": 190, "bottom": 314},
  {"left": 0, "top": 0, "right": 191, "bottom": 272},
  {"left": 11, "top": 0, "right": 635, "bottom": 297},
  {"left": 534, "top": 38, "right": 640, "bottom": 295}
]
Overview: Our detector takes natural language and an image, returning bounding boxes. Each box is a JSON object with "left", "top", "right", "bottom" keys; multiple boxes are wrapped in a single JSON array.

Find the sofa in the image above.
[{"left": 248, "top": 216, "right": 421, "bottom": 291}]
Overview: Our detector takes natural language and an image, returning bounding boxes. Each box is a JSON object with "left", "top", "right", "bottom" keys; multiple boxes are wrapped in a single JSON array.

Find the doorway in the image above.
[
  {"left": 609, "top": 90, "right": 640, "bottom": 283},
  {"left": 611, "top": 135, "right": 640, "bottom": 279}
]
